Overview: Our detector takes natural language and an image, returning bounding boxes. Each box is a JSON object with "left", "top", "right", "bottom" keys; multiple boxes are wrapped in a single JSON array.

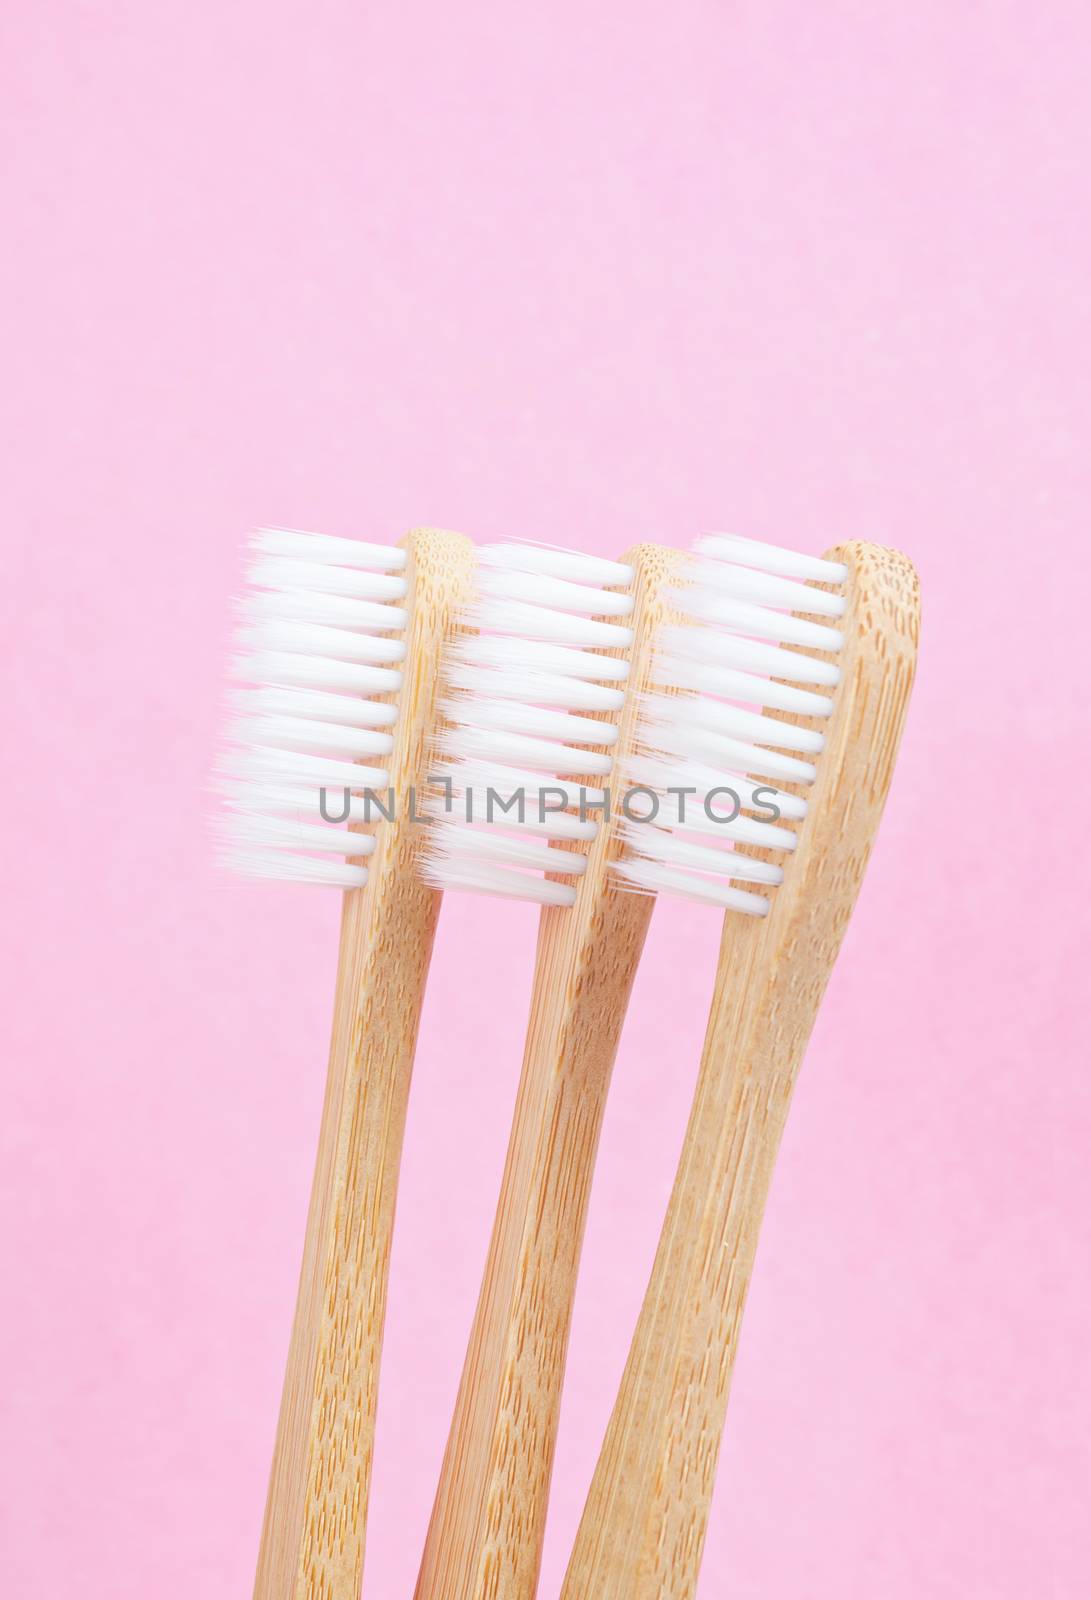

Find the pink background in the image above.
[{"left": 3, "top": 3, "right": 1089, "bottom": 1596}]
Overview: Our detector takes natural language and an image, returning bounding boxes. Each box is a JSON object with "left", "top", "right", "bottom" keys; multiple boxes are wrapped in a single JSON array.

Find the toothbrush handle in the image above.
[
  {"left": 560, "top": 923, "right": 806, "bottom": 1600},
  {"left": 414, "top": 886, "right": 656, "bottom": 1600},
  {"left": 252, "top": 528, "right": 474, "bottom": 1600},
  {"left": 253, "top": 878, "right": 439, "bottom": 1600},
  {"left": 415, "top": 541, "right": 680, "bottom": 1600},
  {"left": 562, "top": 541, "right": 920, "bottom": 1600}
]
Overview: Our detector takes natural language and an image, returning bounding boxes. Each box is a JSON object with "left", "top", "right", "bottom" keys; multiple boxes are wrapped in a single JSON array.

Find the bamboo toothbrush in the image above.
[
  {"left": 415, "top": 541, "right": 682, "bottom": 1600},
  {"left": 218, "top": 525, "right": 474, "bottom": 1600},
  {"left": 561, "top": 535, "right": 919, "bottom": 1600}
]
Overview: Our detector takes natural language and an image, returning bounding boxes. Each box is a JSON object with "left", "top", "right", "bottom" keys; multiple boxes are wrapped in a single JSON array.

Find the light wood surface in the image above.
[
  {"left": 253, "top": 527, "right": 475, "bottom": 1600},
  {"left": 561, "top": 541, "right": 920, "bottom": 1600},
  {"left": 414, "top": 544, "right": 685, "bottom": 1600}
]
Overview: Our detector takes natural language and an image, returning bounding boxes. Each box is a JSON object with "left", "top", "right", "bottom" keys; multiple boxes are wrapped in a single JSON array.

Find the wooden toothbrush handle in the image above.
[
  {"left": 562, "top": 541, "right": 920, "bottom": 1600},
  {"left": 416, "top": 542, "right": 681, "bottom": 1600},
  {"left": 560, "top": 926, "right": 807, "bottom": 1600},
  {"left": 414, "top": 887, "right": 656, "bottom": 1600},
  {"left": 253, "top": 528, "right": 474, "bottom": 1600},
  {"left": 253, "top": 878, "right": 438, "bottom": 1600}
]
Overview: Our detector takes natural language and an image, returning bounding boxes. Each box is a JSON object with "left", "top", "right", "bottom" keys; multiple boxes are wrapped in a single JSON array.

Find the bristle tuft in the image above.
[
  {"left": 424, "top": 543, "right": 633, "bottom": 905},
  {"left": 218, "top": 529, "right": 406, "bottom": 886},
  {"left": 616, "top": 536, "right": 846, "bottom": 912}
]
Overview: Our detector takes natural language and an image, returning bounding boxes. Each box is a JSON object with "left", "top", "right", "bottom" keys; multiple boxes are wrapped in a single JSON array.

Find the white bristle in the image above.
[
  {"left": 229, "top": 715, "right": 394, "bottom": 760},
  {"left": 423, "top": 859, "right": 578, "bottom": 906},
  {"left": 687, "top": 556, "right": 846, "bottom": 618},
  {"left": 658, "top": 623, "right": 840, "bottom": 687},
  {"left": 643, "top": 693, "right": 825, "bottom": 756},
  {"left": 253, "top": 527, "right": 407, "bottom": 571},
  {"left": 645, "top": 720, "right": 817, "bottom": 787},
  {"left": 479, "top": 544, "right": 633, "bottom": 587},
  {"left": 448, "top": 634, "right": 630, "bottom": 683},
  {"left": 472, "top": 597, "right": 633, "bottom": 650},
  {"left": 620, "top": 824, "right": 784, "bottom": 886},
  {"left": 620, "top": 858, "right": 770, "bottom": 915},
  {"left": 616, "top": 535, "right": 847, "bottom": 913},
  {"left": 218, "top": 529, "right": 406, "bottom": 886},
  {"left": 248, "top": 557, "right": 408, "bottom": 604},
  {"left": 446, "top": 663, "right": 625, "bottom": 714},
  {"left": 697, "top": 533, "right": 847, "bottom": 584},
  {"left": 224, "top": 849, "right": 370, "bottom": 889},
  {"left": 494, "top": 810, "right": 599, "bottom": 842},
  {"left": 438, "top": 726, "right": 613, "bottom": 779},
  {"left": 477, "top": 569, "right": 634, "bottom": 618},
  {"left": 427, "top": 822, "right": 588, "bottom": 876},
  {"left": 424, "top": 543, "right": 633, "bottom": 906},
  {"left": 236, "top": 619, "right": 406, "bottom": 665},
  {"left": 437, "top": 759, "right": 605, "bottom": 818},
  {"left": 620, "top": 758, "right": 806, "bottom": 832},
  {"left": 224, "top": 742, "right": 388, "bottom": 793},
  {"left": 220, "top": 812, "right": 378, "bottom": 857},
  {"left": 444, "top": 697, "right": 620, "bottom": 748},
  {"left": 655, "top": 652, "right": 833, "bottom": 717},
  {"left": 677, "top": 585, "right": 842, "bottom": 653},
  {"left": 230, "top": 652, "right": 402, "bottom": 695},
  {"left": 218, "top": 778, "right": 386, "bottom": 827},
  {"left": 628, "top": 764, "right": 803, "bottom": 843},
  {"left": 230, "top": 687, "right": 398, "bottom": 727},
  {"left": 240, "top": 587, "right": 407, "bottom": 632}
]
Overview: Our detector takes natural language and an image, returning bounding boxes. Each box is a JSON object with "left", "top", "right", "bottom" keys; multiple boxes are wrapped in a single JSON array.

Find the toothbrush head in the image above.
[
  {"left": 616, "top": 533, "right": 850, "bottom": 915},
  {"left": 217, "top": 527, "right": 409, "bottom": 887},
  {"left": 422, "top": 544, "right": 636, "bottom": 906}
]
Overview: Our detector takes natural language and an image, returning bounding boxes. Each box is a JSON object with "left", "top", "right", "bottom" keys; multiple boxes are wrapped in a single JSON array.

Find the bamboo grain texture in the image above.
[
  {"left": 561, "top": 540, "right": 920, "bottom": 1600},
  {"left": 415, "top": 544, "right": 685, "bottom": 1600},
  {"left": 253, "top": 527, "right": 475, "bottom": 1600}
]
